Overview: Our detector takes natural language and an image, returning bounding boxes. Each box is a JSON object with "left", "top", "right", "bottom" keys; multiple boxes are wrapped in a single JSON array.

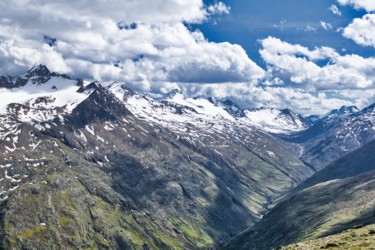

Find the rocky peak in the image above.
[
  {"left": 24, "top": 64, "right": 51, "bottom": 78},
  {"left": 207, "top": 96, "right": 218, "bottom": 105},
  {"left": 161, "top": 89, "right": 180, "bottom": 100},
  {"left": 327, "top": 105, "right": 359, "bottom": 117},
  {"left": 220, "top": 99, "right": 245, "bottom": 118},
  {"left": 77, "top": 81, "right": 101, "bottom": 93}
]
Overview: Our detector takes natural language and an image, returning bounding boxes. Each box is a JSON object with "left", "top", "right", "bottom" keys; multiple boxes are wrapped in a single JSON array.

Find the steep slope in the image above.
[
  {"left": 287, "top": 105, "right": 375, "bottom": 170},
  {"left": 294, "top": 140, "right": 375, "bottom": 192},
  {"left": 0, "top": 66, "right": 315, "bottom": 249},
  {"left": 224, "top": 141, "right": 375, "bottom": 250}
]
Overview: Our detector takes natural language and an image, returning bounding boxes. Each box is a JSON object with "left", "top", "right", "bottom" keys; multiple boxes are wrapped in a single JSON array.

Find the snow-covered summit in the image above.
[
  {"left": 0, "top": 67, "right": 312, "bottom": 135},
  {"left": 108, "top": 84, "right": 310, "bottom": 134},
  {"left": 243, "top": 107, "right": 309, "bottom": 134},
  {"left": 326, "top": 105, "right": 359, "bottom": 117},
  {"left": 24, "top": 64, "right": 51, "bottom": 78},
  {"left": 0, "top": 66, "right": 95, "bottom": 126},
  {"left": 161, "top": 89, "right": 180, "bottom": 100}
]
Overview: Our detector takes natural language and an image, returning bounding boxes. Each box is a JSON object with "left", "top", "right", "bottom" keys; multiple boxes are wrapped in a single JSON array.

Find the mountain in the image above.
[
  {"left": 0, "top": 65, "right": 70, "bottom": 89},
  {"left": 294, "top": 140, "right": 375, "bottom": 193},
  {"left": 287, "top": 104, "right": 375, "bottom": 170},
  {"left": 327, "top": 105, "right": 360, "bottom": 117},
  {"left": 160, "top": 89, "right": 309, "bottom": 134},
  {"left": 0, "top": 66, "right": 315, "bottom": 249},
  {"left": 304, "top": 115, "right": 320, "bottom": 126},
  {"left": 243, "top": 108, "right": 309, "bottom": 134},
  {"left": 210, "top": 98, "right": 246, "bottom": 118},
  {"left": 224, "top": 140, "right": 375, "bottom": 250}
]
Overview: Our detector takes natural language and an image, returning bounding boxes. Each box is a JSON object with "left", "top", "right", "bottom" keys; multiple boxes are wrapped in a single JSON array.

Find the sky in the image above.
[{"left": 0, "top": 0, "right": 374, "bottom": 115}]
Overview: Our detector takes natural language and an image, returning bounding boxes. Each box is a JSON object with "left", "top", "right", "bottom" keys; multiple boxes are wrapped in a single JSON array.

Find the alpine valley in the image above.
[{"left": 1, "top": 65, "right": 375, "bottom": 249}]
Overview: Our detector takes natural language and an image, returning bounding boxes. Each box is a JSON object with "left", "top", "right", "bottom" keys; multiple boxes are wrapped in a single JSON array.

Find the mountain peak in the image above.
[
  {"left": 338, "top": 105, "right": 359, "bottom": 114},
  {"left": 161, "top": 89, "right": 180, "bottom": 100},
  {"left": 207, "top": 96, "right": 218, "bottom": 105},
  {"left": 328, "top": 105, "right": 359, "bottom": 116},
  {"left": 25, "top": 64, "right": 51, "bottom": 77}
]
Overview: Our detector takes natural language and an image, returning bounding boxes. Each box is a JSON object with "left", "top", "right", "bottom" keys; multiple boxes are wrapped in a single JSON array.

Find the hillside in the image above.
[
  {"left": 224, "top": 141, "right": 375, "bottom": 250},
  {"left": 282, "top": 224, "right": 375, "bottom": 250}
]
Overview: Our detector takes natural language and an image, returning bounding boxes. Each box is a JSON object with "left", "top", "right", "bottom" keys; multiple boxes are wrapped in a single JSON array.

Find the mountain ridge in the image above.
[{"left": 0, "top": 66, "right": 316, "bottom": 249}]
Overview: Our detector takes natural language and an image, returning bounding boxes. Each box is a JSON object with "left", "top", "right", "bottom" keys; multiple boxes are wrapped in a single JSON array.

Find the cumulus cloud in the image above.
[
  {"left": 343, "top": 14, "right": 375, "bottom": 47},
  {"left": 0, "top": 0, "right": 263, "bottom": 89},
  {"left": 259, "top": 37, "right": 375, "bottom": 90},
  {"left": 0, "top": 0, "right": 374, "bottom": 115},
  {"left": 337, "top": 0, "right": 375, "bottom": 12},
  {"left": 207, "top": 2, "right": 231, "bottom": 15},
  {"left": 329, "top": 4, "right": 342, "bottom": 16}
]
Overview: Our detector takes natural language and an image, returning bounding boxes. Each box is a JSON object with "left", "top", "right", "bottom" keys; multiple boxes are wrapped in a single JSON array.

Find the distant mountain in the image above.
[
  {"left": 244, "top": 108, "right": 309, "bottom": 134},
  {"left": 160, "top": 89, "right": 309, "bottom": 134},
  {"left": 224, "top": 140, "right": 375, "bottom": 250},
  {"left": 287, "top": 104, "right": 375, "bottom": 170},
  {"left": 327, "top": 105, "right": 360, "bottom": 117},
  {"left": 295, "top": 139, "right": 375, "bottom": 192},
  {"left": 0, "top": 64, "right": 70, "bottom": 89},
  {"left": 304, "top": 115, "right": 320, "bottom": 126}
]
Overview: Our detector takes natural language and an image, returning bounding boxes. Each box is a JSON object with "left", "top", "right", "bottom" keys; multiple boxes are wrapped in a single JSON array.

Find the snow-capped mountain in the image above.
[
  {"left": 244, "top": 108, "right": 309, "bottom": 134},
  {"left": 291, "top": 104, "right": 375, "bottom": 170},
  {"left": 0, "top": 65, "right": 95, "bottom": 126},
  {"left": 0, "top": 65, "right": 374, "bottom": 249},
  {"left": 160, "top": 88, "right": 307, "bottom": 134}
]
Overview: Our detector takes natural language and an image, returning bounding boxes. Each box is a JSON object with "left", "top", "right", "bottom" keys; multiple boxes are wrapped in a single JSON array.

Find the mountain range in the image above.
[{"left": 0, "top": 65, "right": 374, "bottom": 249}]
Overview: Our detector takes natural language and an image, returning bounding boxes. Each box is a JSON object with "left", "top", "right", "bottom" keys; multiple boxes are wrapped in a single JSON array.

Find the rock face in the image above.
[
  {"left": 224, "top": 141, "right": 375, "bottom": 250},
  {"left": 0, "top": 66, "right": 316, "bottom": 249}
]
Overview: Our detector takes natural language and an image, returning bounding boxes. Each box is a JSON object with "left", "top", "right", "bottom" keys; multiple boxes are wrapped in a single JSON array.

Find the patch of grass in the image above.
[
  {"left": 59, "top": 217, "right": 71, "bottom": 227},
  {"left": 180, "top": 223, "right": 214, "bottom": 248},
  {"left": 18, "top": 226, "right": 47, "bottom": 240}
]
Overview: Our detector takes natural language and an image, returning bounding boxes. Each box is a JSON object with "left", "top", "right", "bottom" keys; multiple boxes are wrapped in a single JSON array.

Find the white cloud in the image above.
[
  {"left": 0, "top": 0, "right": 265, "bottom": 88},
  {"left": 0, "top": 0, "right": 374, "bottom": 116},
  {"left": 343, "top": 14, "right": 375, "bottom": 47},
  {"left": 260, "top": 37, "right": 375, "bottom": 90},
  {"left": 320, "top": 21, "right": 333, "bottom": 31},
  {"left": 337, "top": 0, "right": 375, "bottom": 12},
  {"left": 207, "top": 2, "right": 231, "bottom": 15},
  {"left": 174, "top": 82, "right": 374, "bottom": 115},
  {"left": 329, "top": 4, "right": 342, "bottom": 16},
  {"left": 301, "top": 25, "right": 318, "bottom": 32},
  {"left": 273, "top": 20, "right": 287, "bottom": 31}
]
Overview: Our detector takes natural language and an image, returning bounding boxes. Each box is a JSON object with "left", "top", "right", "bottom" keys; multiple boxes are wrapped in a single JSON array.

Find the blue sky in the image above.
[
  {"left": 197, "top": 0, "right": 373, "bottom": 66},
  {"left": 0, "top": 0, "right": 374, "bottom": 115}
]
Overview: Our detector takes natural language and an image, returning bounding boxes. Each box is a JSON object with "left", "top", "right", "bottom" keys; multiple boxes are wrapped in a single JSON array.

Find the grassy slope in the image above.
[
  {"left": 282, "top": 224, "right": 375, "bottom": 250},
  {"left": 224, "top": 141, "right": 375, "bottom": 250}
]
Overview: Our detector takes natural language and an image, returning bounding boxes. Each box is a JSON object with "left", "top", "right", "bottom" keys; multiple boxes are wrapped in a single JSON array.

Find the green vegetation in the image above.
[{"left": 282, "top": 224, "right": 375, "bottom": 250}]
